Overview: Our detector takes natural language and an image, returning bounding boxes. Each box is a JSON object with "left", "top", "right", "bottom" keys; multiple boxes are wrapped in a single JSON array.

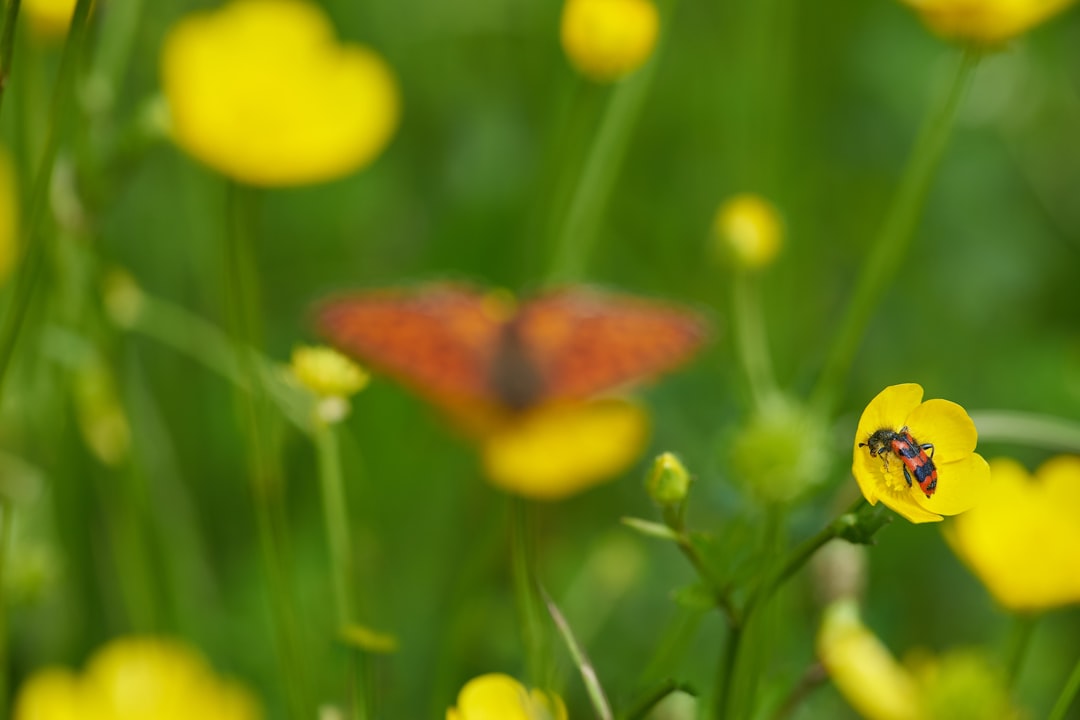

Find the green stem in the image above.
[
  {"left": 223, "top": 183, "right": 309, "bottom": 720},
  {"left": 732, "top": 272, "right": 780, "bottom": 411},
  {"left": 510, "top": 497, "right": 549, "bottom": 686},
  {"left": 970, "top": 411, "right": 1080, "bottom": 453},
  {"left": 1049, "top": 651, "right": 1080, "bottom": 720},
  {"left": 0, "top": 0, "right": 93, "bottom": 400},
  {"left": 811, "top": 48, "right": 980, "bottom": 413},
  {"left": 312, "top": 419, "right": 370, "bottom": 720},
  {"left": 547, "top": 1, "right": 675, "bottom": 282},
  {"left": 714, "top": 623, "right": 743, "bottom": 720},
  {"left": 542, "top": 587, "right": 613, "bottom": 720},
  {"left": 0, "top": 0, "right": 22, "bottom": 117},
  {"left": 0, "top": 497, "right": 13, "bottom": 720},
  {"left": 1005, "top": 613, "right": 1038, "bottom": 690}
]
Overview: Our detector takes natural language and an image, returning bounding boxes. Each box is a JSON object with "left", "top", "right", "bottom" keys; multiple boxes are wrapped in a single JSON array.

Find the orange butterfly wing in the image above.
[
  {"left": 513, "top": 288, "right": 709, "bottom": 403},
  {"left": 316, "top": 285, "right": 506, "bottom": 410}
]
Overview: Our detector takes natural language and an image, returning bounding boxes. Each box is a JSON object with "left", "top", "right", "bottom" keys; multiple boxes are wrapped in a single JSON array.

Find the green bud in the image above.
[
  {"left": 729, "top": 400, "right": 830, "bottom": 503},
  {"left": 646, "top": 452, "right": 690, "bottom": 506}
]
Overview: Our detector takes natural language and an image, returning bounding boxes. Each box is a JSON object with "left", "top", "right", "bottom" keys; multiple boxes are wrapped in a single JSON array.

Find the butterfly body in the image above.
[{"left": 317, "top": 284, "right": 708, "bottom": 422}]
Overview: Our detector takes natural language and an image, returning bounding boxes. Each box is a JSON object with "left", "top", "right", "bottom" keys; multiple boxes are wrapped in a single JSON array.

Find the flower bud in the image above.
[
  {"left": 646, "top": 452, "right": 690, "bottom": 506},
  {"left": 290, "top": 346, "right": 369, "bottom": 399},
  {"left": 730, "top": 400, "right": 828, "bottom": 503},
  {"left": 560, "top": 0, "right": 659, "bottom": 82},
  {"left": 711, "top": 194, "right": 783, "bottom": 270}
]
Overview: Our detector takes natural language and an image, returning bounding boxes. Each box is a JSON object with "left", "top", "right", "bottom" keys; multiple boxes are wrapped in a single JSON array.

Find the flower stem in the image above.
[
  {"left": 224, "top": 183, "right": 310, "bottom": 720},
  {"left": 1005, "top": 613, "right": 1038, "bottom": 690},
  {"left": 969, "top": 410, "right": 1080, "bottom": 453},
  {"left": 510, "top": 496, "right": 550, "bottom": 686},
  {"left": 0, "top": 0, "right": 21, "bottom": 116},
  {"left": 1049, "top": 651, "right": 1080, "bottom": 720},
  {"left": 811, "top": 48, "right": 980, "bottom": 413},
  {"left": 0, "top": 0, "right": 93, "bottom": 400},
  {"left": 732, "top": 271, "right": 780, "bottom": 411},
  {"left": 312, "top": 419, "right": 371, "bottom": 720}
]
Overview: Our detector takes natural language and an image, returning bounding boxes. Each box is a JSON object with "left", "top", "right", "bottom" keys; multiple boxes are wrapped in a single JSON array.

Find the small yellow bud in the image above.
[
  {"left": 645, "top": 452, "right": 690, "bottom": 506},
  {"left": 560, "top": 0, "right": 659, "bottom": 82},
  {"left": 711, "top": 194, "right": 783, "bottom": 270},
  {"left": 290, "top": 346, "right": 369, "bottom": 399}
]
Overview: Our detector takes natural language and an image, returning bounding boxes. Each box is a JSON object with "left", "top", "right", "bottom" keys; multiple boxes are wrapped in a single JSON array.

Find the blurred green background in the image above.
[{"left": 1, "top": 0, "right": 1079, "bottom": 717}]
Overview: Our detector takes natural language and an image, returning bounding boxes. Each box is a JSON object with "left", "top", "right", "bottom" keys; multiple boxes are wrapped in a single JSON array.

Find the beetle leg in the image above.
[
  {"left": 921, "top": 442, "right": 935, "bottom": 458},
  {"left": 902, "top": 465, "right": 913, "bottom": 487}
]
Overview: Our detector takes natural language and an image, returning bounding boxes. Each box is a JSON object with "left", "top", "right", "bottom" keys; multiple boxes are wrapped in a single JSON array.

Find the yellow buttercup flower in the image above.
[
  {"left": 482, "top": 398, "right": 649, "bottom": 500},
  {"left": 945, "top": 455, "right": 1080, "bottom": 612},
  {"left": 14, "top": 636, "right": 261, "bottom": 720},
  {"left": 0, "top": 145, "right": 17, "bottom": 284},
  {"left": 711, "top": 194, "right": 784, "bottom": 270},
  {"left": 290, "top": 345, "right": 370, "bottom": 399},
  {"left": 447, "top": 673, "right": 567, "bottom": 720},
  {"left": 161, "top": 0, "right": 400, "bottom": 186},
  {"left": 22, "top": 0, "right": 77, "bottom": 38},
  {"left": 900, "top": 0, "right": 1077, "bottom": 45},
  {"left": 853, "top": 383, "right": 989, "bottom": 523},
  {"left": 560, "top": 0, "right": 659, "bottom": 82},
  {"left": 818, "top": 599, "right": 924, "bottom": 720}
]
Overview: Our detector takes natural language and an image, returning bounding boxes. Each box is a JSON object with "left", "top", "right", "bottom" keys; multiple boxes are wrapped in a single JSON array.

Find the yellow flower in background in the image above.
[
  {"left": 447, "top": 673, "right": 567, "bottom": 720},
  {"left": 711, "top": 194, "right": 784, "bottom": 270},
  {"left": 22, "top": 0, "right": 77, "bottom": 38},
  {"left": 818, "top": 600, "right": 1021, "bottom": 720},
  {"left": 161, "top": 0, "right": 400, "bottom": 186},
  {"left": 0, "top": 146, "right": 17, "bottom": 283},
  {"left": 900, "top": 0, "right": 1077, "bottom": 44},
  {"left": 561, "top": 0, "right": 659, "bottom": 82},
  {"left": 14, "top": 636, "right": 261, "bottom": 720},
  {"left": 945, "top": 455, "right": 1080, "bottom": 612},
  {"left": 818, "top": 599, "right": 924, "bottom": 720},
  {"left": 290, "top": 345, "right": 370, "bottom": 398},
  {"left": 482, "top": 399, "right": 649, "bottom": 500},
  {"left": 853, "top": 383, "right": 989, "bottom": 523}
]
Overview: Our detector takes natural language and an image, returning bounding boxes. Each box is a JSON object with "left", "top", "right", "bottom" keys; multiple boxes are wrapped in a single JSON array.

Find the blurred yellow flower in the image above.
[
  {"left": 14, "top": 636, "right": 261, "bottom": 720},
  {"left": 561, "top": 0, "right": 659, "bottom": 82},
  {"left": 711, "top": 194, "right": 783, "bottom": 270},
  {"left": 0, "top": 145, "right": 17, "bottom": 284},
  {"left": 853, "top": 383, "right": 989, "bottom": 523},
  {"left": 482, "top": 398, "right": 649, "bottom": 500},
  {"left": 818, "top": 599, "right": 924, "bottom": 720},
  {"left": 290, "top": 345, "right": 370, "bottom": 398},
  {"left": 900, "top": 0, "right": 1076, "bottom": 44},
  {"left": 22, "top": 0, "right": 77, "bottom": 38},
  {"left": 819, "top": 600, "right": 1021, "bottom": 720},
  {"left": 446, "top": 673, "right": 567, "bottom": 720},
  {"left": 945, "top": 455, "right": 1080, "bottom": 612},
  {"left": 161, "top": 0, "right": 400, "bottom": 186}
]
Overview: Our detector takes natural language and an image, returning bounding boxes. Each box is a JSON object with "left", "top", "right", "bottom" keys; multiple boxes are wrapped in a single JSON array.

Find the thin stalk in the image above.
[
  {"left": 1005, "top": 613, "right": 1037, "bottom": 690},
  {"left": 547, "top": 0, "right": 675, "bottom": 282},
  {"left": 0, "top": 497, "right": 13, "bottom": 720},
  {"left": 811, "top": 49, "right": 980, "bottom": 413},
  {"left": 0, "top": 0, "right": 94, "bottom": 400},
  {"left": 312, "top": 419, "right": 370, "bottom": 720},
  {"left": 224, "top": 183, "right": 309, "bottom": 720},
  {"left": 732, "top": 271, "right": 780, "bottom": 411},
  {"left": 0, "top": 0, "right": 22, "bottom": 116},
  {"left": 542, "top": 587, "right": 613, "bottom": 720},
  {"left": 970, "top": 410, "right": 1080, "bottom": 453},
  {"left": 714, "top": 623, "right": 743, "bottom": 720},
  {"left": 510, "top": 497, "right": 549, "bottom": 686},
  {"left": 1049, "top": 652, "right": 1080, "bottom": 720}
]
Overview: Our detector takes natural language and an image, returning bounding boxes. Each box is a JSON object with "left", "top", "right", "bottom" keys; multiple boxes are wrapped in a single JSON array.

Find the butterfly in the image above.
[{"left": 316, "top": 284, "right": 709, "bottom": 429}]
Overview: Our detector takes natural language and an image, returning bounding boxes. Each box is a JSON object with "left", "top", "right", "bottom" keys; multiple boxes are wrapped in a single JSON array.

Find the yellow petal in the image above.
[
  {"left": 14, "top": 668, "right": 85, "bottom": 720},
  {"left": 560, "top": 0, "right": 659, "bottom": 82},
  {"left": 482, "top": 399, "right": 649, "bottom": 500},
  {"left": 945, "top": 456, "right": 1080, "bottom": 611},
  {"left": 876, "top": 488, "right": 944, "bottom": 524},
  {"left": 901, "top": 0, "right": 1076, "bottom": 44},
  {"left": 22, "top": 0, "right": 78, "bottom": 39},
  {"left": 817, "top": 599, "right": 923, "bottom": 720},
  {"left": 161, "top": 0, "right": 399, "bottom": 186},
  {"left": 905, "top": 398, "right": 977, "bottom": 464},
  {"left": 449, "top": 674, "right": 559, "bottom": 720},
  {"left": 911, "top": 452, "right": 989, "bottom": 516},
  {"left": 855, "top": 384, "right": 924, "bottom": 446}
]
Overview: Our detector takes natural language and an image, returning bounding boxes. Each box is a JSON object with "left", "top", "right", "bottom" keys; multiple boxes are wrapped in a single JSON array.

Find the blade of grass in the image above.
[{"left": 541, "top": 586, "right": 613, "bottom": 720}]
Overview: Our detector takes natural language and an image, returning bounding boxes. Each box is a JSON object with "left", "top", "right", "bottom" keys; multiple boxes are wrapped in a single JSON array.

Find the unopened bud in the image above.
[
  {"left": 646, "top": 452, "right": 690, "bottom": 506},
  {"left": 711, "top": 193, "right": 783, "bottom": 270}
]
